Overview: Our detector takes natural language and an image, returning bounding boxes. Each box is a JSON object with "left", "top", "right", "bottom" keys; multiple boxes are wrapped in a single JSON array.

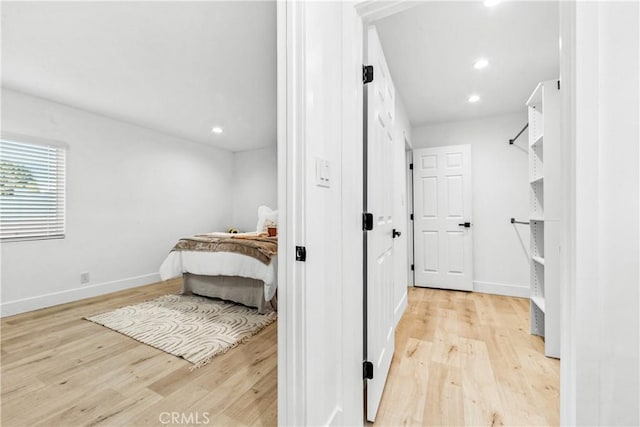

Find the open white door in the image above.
[
  {"left": 365, "top": 26, "right": 397, "bottom": 422},
  {"left": 413, "top": 145, "right": 473, "bottom": 291}
]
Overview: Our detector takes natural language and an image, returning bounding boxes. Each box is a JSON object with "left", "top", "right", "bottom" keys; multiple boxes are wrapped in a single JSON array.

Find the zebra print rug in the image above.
[{"left": 85, "top": 294, "right": 276, "bottom": 368}]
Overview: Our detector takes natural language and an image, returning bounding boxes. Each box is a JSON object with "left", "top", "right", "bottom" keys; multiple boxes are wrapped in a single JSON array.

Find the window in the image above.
[{"left": 0, "top": 134, "right": 66, "bottom": 242}]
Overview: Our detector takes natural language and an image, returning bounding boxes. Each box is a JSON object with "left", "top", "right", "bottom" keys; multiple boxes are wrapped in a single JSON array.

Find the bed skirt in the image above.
[{"left": 182, "top": 273, "right": 275, "bottom": 314}]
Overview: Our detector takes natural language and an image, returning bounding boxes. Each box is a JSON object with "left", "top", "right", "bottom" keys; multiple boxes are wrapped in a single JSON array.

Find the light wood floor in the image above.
[
  {"left": 1, "top": 282, "right": 559, "bottom": 427},
  {"left": 375, "top": 287, "right": 560, "bottom": 426},
  {"left": 1, "top": 278, "right": 277, "bottom": 427}
]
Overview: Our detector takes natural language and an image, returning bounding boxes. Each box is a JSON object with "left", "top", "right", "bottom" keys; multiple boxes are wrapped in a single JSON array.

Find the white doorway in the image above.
[
  {"left": 412, "top": 145, "right": 473, "bottom": 291},
  {"left": 280, "top": 1, "right": 640, "bottom": 425}
]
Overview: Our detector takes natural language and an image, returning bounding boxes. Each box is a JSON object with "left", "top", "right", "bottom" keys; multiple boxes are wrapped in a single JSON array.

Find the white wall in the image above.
[
  {"left": 302, "top": 3, "right": 347, "bottom": 424},
  {"left": 0, "top": 89, "right": 235, "bottom": 316},
  {"left": 412, "top": 112, "right": 531, "bottom": 297},
  {"left": 277, "top": 2, "right": 364, "bottom": 425},
  {"left": 400, "top": 98, "right": 413, "bottom": 287},
  {"left": 561, "top": 1, "right": 639, "bottom": 425},
  {"left": 231, "top": 146, "right": 277, "bottom": 232},
  {"left": 393, "top": 92, "right": 411, "bottom": 322}
]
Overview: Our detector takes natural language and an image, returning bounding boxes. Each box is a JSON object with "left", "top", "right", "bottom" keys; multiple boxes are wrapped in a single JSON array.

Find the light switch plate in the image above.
[{"left": 315, "top": 158, "right": 330, "bottom": 188}]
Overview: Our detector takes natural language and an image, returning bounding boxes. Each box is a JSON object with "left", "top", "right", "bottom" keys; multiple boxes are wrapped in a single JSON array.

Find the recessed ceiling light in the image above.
[
  {"left": 484, "top": 0, "right": 501, "bottom": 7},
  {"left": 468, "top": 94, "right": 480, "bottom": 103},
  {"left": 211, "top": 126, "right": 223, "bottom": 134},
  {"left": 473, "top": 58, "right": 489, "bottom": 69}
]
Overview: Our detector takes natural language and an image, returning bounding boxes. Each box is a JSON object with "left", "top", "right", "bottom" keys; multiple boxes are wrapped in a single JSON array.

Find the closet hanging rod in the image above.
[
  {"left": 509, "top": 123, "right": 529, "bottom": 145},
  {"left": 511, "top": 218, "right": 530, "bottom": 225}
]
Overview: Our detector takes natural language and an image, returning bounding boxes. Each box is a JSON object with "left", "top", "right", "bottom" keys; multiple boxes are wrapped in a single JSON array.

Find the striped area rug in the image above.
[{"left": 85, "top": 294, "right": 276, "bottom": 368}]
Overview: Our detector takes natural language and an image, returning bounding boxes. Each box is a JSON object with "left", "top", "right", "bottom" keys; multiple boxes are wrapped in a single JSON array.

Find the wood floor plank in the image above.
[
  {"left": 34, "top": 387, "right": 135, "bottom": 427},
  {"left": 222, "top": 365, "right": 278, "bottom": 425},
  {"left": 3, "top": 281, "right": 559, "bottom": 427},
  {"left": 1, "top": 278, "right": 277, "bottom": 427},
  {"left": 459, "top": 337, "right": 506, "bottom": 426},
  {"left": 127, "top": 384, "right": 213, "bottom": 426},
  {"left": 375, "top": 288, "right": 559, "bottom": 427},
  {"left": 83, "top": 388, "right": 164, "bottom": 427},
  {"left": 251, "top": 397, "right": 278, "bottom": 427},
  {"left": 375, "top": 338, "right": 432, "bottom": 426},
  {"left": 422, "top": 362, "right": 464, "bottom": 426}
]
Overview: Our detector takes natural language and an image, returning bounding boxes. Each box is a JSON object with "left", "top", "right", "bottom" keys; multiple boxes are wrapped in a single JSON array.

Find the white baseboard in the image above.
[
  {"left": 1, "top": 272, "right": 161, "bottom": 317},
  {"left": 473, "top": 280, "right": 530, "bottom": 298}
]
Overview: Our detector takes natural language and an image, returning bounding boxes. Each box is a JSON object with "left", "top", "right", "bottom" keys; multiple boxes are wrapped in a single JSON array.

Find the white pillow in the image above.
[{"left": 256, "top": 205, "right": 278, "bottom": 233}]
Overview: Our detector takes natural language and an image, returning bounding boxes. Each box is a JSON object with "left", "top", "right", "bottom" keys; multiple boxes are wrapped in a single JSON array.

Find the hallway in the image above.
[{"left": 375, "top": 287, "right": 559, "bottom": 426}]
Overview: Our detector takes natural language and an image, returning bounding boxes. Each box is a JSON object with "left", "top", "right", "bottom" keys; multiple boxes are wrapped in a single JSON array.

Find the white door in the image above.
[
  {"left": 365, "top": 26, "right": 396, "bottom": 422},
  {"left": 413, "top": 145, "right": 473, "bottom": 291}
]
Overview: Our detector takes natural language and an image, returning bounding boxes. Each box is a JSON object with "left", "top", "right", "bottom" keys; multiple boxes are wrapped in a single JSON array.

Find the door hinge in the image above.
[
  {"left": 557, "top": 79, "right": 561, "bottom": 90},
  {"left": 363, "top": 361, "right": 374, "bottom": 379},
  {"left": 363, "top": 213, "right": 374, "bottom": 231},
  {"left": 410, "top": 213, "right": 414, "bottom": 221},
  {"left": 409, "top": 163, "right": 413, "bottom": 170},
  {"left": 411, "top": 264, "right": 414, "bottom": 271},
  {"left": 295, "top": 246, "right": 306, "bottom": 262},
  {"left": 363, "top": 65, "right": 374, "bottom": 84}
]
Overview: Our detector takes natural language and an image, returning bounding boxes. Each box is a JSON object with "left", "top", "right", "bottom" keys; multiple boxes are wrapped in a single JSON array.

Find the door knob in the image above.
[
  {"left": 392, "top": 229, "right": 401, "bottom": 238},
  {"left": 458, "top": 222, "right": 471, "bottom": 228}
]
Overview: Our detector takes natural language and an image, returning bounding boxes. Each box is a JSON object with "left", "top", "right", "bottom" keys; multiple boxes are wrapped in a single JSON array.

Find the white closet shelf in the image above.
[
  {"left": 530, "top": 134, "right": 544, "bottom": 148},
  {"left": 527, "top": 79, "right": 560, "bottom": 359},
  {"left": 530, "top": 176, "right": 544, "bottom": 184},
  {"left": 526, "top": 82, "right": 544, "bottom": 107},
  {"left": 531, "top": 295, "right": 546, "bottom": 313},
  {"left": 532, "top": 256, "right": 545, "bottom": 266}
]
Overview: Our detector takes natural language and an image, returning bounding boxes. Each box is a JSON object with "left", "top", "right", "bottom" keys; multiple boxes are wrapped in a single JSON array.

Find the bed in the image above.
[{"left": 159, "top": 207, "right": 278, "bottom": 313}]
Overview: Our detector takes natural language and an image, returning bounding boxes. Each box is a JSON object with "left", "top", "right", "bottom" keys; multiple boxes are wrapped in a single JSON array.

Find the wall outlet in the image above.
[{"left": 80, "top": 272, "right": 90, "bottom": 285}]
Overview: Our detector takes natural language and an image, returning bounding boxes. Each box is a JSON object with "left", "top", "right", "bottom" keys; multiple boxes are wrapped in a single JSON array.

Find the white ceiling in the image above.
[
  {"left": 375, "top": 1, "right": 559, "bottom": 126},
  {"left": 1, "top": 1, "right": 276, "bottom": 152}
]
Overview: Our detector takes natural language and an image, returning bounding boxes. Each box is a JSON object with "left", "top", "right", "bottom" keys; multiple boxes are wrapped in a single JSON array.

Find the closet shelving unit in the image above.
[{"left": 527, "top": 80, "right": 560, "bottom": 359}]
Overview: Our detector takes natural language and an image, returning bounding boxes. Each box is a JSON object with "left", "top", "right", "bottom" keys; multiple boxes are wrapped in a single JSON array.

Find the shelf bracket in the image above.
[{"left": 509, "top": 123, "right": 529, "bottom": 145}]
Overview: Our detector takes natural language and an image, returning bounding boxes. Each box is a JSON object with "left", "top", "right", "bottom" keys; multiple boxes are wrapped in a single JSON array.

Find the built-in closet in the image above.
[{"left": 527, "top": 80, "right": 561, "bottom": 358}]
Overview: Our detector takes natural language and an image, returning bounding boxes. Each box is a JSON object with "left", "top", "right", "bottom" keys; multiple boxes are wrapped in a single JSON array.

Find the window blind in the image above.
[{"left": 0, "top": 136, "right": 66, "bottom": 242}]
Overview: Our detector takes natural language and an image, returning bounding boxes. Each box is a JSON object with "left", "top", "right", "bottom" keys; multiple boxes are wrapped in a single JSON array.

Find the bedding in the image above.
[
  {"left": 159, "top": 233, "right": 278, "bottom": 301},
  {"left": 256, "top": 205, "right": 278, "bottom": 233},
  {"left": 171, "top": 234, "right": 277, "bottom": 264},
  {"left": 160, "top": 206, "right": 279, "bottom": 311}
]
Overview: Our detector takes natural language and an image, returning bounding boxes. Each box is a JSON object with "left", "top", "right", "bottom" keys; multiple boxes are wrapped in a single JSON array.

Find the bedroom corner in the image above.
[{"left": 1, "top": 2, "right": 281, "bottom": 426}]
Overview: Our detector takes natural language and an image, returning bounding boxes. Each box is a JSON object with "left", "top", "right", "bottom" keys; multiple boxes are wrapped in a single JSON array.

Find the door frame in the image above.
[
  {"left": 276, "top": 2, "right": 302, "bottom": 424},
  {"left": 349, "top": 4, "right": 578, "bottom": 424},
  {"left": 406, "top": 142, "right": 414, "bottom": 286}
]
